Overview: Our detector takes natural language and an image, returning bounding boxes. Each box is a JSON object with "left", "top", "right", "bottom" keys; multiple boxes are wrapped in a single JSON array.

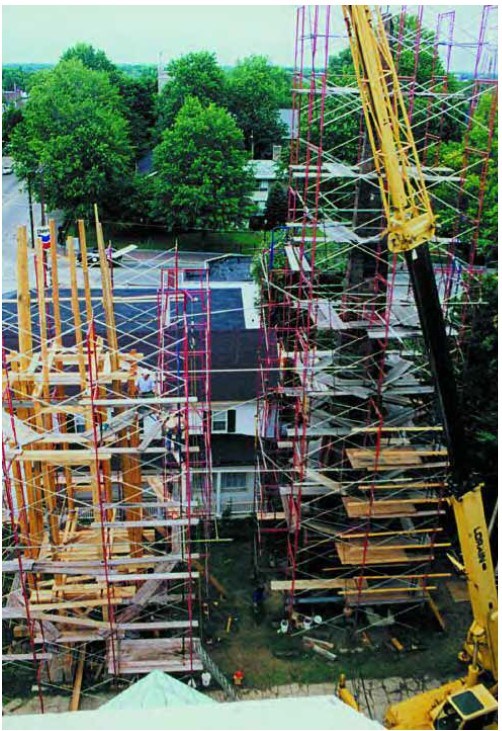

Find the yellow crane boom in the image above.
[
  {"left": 338, "top": 5, "right": 498, "bottom": 729},
  {"left": 342, "top": 5, "right": 435, "bottom": 253}
]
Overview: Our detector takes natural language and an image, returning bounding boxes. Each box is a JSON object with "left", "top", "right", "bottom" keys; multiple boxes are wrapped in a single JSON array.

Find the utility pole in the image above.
[
  {"left": 39, "top": 169, "right": 46, "bottom": 225},
  {"left": 27, "top": 177, "right": 35, "bottom": 249}
]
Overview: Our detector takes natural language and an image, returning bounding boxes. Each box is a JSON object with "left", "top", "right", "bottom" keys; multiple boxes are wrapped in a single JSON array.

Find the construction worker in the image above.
[
  {"left": 136, "top": 370, "right": 155, "bottom": 398},
  {"left": 164, "top": 412, "right": 178, "bottom": 451},
  {"left": 232, "top": 669, "right": 244, "bottom": 688}
]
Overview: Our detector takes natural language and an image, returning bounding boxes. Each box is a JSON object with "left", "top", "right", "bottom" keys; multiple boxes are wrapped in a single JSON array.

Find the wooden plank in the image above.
[
  {"left": 23, "top": 598, "right": 125, "bottom": 613},
  {"left": 108, "top": 572, "right": 197, "bottom": 582},
  {"left": 284, "top": 244, "right": 300, "bottom": 272},
  {"left": 115, "top": 660, "right": 203, "bottom": 674},
  {"left": 2, "top": 653, "right": 53, "bottom": 662},
  {"left": 351, "top": 426, "right": 443, "bottom": 434},
  {"left": 95, "top": 519, "right": 197, "bottom": 528},
  {"left": 358, "top": 481, "right": 446, "bottom": 491},
  {"left": 15, "top": 451, "right": 111, "bottom": 464},
  {"left": 271, "top": 579, "right": 357, "bottom": 591},
  {"left": 116, "top": 621, "right": 197, "bottom": 630},
  {"left": 69, "top": 649, "right": 85, "bottom": 712},
  {"left": 80, "top": 396, "right": 197, "bottom": 406},
  {"left": 342, "top": 497, "right": 417, "bottom": 518},
  {"left": 305, "top": 468, "right": 341, "bottom": 490}
]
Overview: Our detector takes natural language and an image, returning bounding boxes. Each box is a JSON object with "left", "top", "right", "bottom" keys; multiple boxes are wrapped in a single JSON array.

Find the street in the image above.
[
  {"left": 2, "top": 165, "right": 35, "bottom": 294},
  {"left": 2, "top": 163, "right": 225, "bottom": 296}
]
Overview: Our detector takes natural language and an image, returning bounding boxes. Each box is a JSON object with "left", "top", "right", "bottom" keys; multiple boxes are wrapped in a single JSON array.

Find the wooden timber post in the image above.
[
  {"left": 94, "top": 206, "right": 119, "bottom": 378},
  {"left": 15, "top": 227, "right": 44, "bottom": 556},
  {"left": 67, "top": 237, "right": 87, "bottom": 387},
  {"left": 34, "top": 234, "right": 60, "bottom": 549},
  {"left": 48, "top": 219, "right": 62, "bottom": 345},
  {"left": 77, "top": 219, "right": 93, "bottom": 327}
]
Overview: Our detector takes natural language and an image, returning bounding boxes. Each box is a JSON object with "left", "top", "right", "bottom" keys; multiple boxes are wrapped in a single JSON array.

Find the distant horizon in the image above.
[{"left": 2, "top": 5, "right": 497, "bottom": 73}]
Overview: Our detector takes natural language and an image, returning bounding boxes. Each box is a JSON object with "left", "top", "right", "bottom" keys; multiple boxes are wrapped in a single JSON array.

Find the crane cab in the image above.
[{"left": 431, "top": 685, "right": 497, "bottom": 730}]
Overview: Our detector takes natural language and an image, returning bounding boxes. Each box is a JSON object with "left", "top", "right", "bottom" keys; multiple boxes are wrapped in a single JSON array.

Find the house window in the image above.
[
  {"left": 212, "top": 411, "right": 228, "bottom": 433},
  {"left": 220, "top": 472, "right": 249, "bottom": 492},
  {"left": 211, "top": 409, "right": 236, "bottom": 434}
]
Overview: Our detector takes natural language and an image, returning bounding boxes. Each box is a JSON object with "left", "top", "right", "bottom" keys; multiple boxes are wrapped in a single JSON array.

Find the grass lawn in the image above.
[
  {"left": 205, "top": 520, "right": 471, "bottom": 691},
  {"left": 73, "top": 222, "right": 266, "bottom": 255}
]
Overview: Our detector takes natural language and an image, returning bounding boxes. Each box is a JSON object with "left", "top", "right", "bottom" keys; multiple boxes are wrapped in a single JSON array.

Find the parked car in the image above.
[
  {"left": 77, "top": 247, "right": 117, "bottom": 266},
  {"left": 2, "top": 164, "right": 13, "bottom": 175}
]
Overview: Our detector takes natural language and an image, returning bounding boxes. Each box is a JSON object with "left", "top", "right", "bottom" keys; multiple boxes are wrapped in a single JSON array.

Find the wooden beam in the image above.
[
  {"left": 69, "top": 649, "right": 85, "bottom": 712},
  {"left": 16, "top": 226, "right": 32, "bottom": 368},
  {"left": 67, "top": 237, "right": 87, "bottom": 386},
  {"left": 2, "top": 653, "right": 53, "bottom": 662},
  {"left": 107, "top": 572, "right": 197, "bottom": 582},
  {"left": 48, "top": 219, "right": 62, "bottom": 344},
  {"left": 95, "top": 518, "right": 196, "bottom": 528},
  {"left": 80, "top": 396, "right": 198, "bottom": 406},
  {"left": 77, "top": 219, "right": 93, "bottom": 326},
  {"left": 15, "top": 451, "right": 112, "bottom": 464},
  {"left": 94, "top": 207, "right": 119, "bottom": 373}
]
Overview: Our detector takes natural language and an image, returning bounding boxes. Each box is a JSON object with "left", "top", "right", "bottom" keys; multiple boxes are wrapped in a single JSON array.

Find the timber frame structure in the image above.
[{"left": 2, "top": 215, "right": 208, "bottom": 709}]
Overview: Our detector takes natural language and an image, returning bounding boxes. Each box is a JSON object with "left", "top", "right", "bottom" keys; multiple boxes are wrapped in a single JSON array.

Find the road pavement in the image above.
[
  {"left": 2, "top": 164, "right": 226, "bottom": 296},
  {"left": 2, "top": 166, "right": 35, "bottom": 294}
]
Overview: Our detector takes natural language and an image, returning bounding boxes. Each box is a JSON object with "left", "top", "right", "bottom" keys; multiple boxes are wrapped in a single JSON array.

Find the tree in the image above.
[
  {"left": 264, "top": 182, "right": 288, "bottom": 229},
  {"left": 2, "top": 105, "right": 23, "bottom": 145},
  {"left": 2, "top": 66, "right": 33, "bottom": 91},
  {"left": 61, "top": 44, "right": 157, "bottom": 158},
  {"left": 11, "top": 59, "right": 133, "bottom": 220},
  {"left": 156, "top": 52, "right": 226, "bottom": 132},
  {"left": 458, "top": 273, "right": 497, "bottom": 492},
  {"left": 118, "top": 70, "right": 157, "bottom": 156},
  {"left": 61, "top": 43, "right": 121, "bottom": 81},
  {"left": 226, "top": 56, "right": 289, "bottom": 158},
  {"left": 152, "top": 97, "right": 254, "bottom": 231}
]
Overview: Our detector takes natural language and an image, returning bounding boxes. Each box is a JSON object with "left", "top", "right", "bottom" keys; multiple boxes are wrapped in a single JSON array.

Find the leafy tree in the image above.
[
  {"left": 11, "top": 59, "right": 133, "bottom": 220},
  {"left": 118, "top": 70, "right": 157, "bottom": 156},
  {"left": 156, "top": 52, "right": 226, "bottom": 132},
  {"left": 226, "top": 56, "right": 289, "bottom": 158},
  {"left": 61, "top": 44, "right": 156, "bottom": 158},
  {"left": 264, "top": 182, "right": 288, "bottom": 229},
  {"left": 152, "top": 97, "right": 254, "bottom": 231},
  {"left": 2, "top": 105, "right": 23, "bottom": 144},
  {"left": 2, "top": 66, "right": 31, "bottom": 91},
  {"left": 458, "top": 273, "right": 497, "bottom": 491},
  {"left": 61, "top": 43, "right": 121, "bottom": 81}
]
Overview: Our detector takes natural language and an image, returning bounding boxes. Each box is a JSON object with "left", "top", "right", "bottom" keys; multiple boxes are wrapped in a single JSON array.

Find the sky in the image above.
[{"left": 1, "top": 4, "right": 497, "bottom": 72}]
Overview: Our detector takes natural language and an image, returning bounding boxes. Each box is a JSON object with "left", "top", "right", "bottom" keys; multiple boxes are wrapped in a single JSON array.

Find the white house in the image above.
[{"left": 247, "top": 159, "right": 279, "bottom": 213}]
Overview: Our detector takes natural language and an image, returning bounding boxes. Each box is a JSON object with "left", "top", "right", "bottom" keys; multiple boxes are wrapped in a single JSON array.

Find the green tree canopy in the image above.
[
  {"left": 156, "top": 52, "right": 226, "bottom": 132},
  {"left": 226, "top": 55, "right": 289, "bottom": 158},
  {"left": 118, "top": 70, "right": 157, "bottom": 156},
  {"left": 264, "top": 182, "right": 288, "bottom": 229},
  {"left": 61, "top": 43, "right": 121, "bottom": 80},
  {"left": 11, "top": 59, "right": 133, "bottom": 219},
  {"left": 152, "top": 97, "right": 254, "bottom": 231},
  {"left": 2, "top": 105, "right": 23, "bottom": 145},
  {"left": 60, "top": 43, "right": 156, "bottom": 156}
]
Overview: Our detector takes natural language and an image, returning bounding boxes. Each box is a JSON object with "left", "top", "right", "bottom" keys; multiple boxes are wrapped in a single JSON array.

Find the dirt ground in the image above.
[{"left": 3, "top": 524, "right": 473, "bottom": 722}]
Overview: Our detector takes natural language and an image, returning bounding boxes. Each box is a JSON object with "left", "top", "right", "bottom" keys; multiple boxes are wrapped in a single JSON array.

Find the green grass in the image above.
[
  {"left": 205, "top": 523, "right": 472, "bottom": 690},
  {"left": 71, "top": 223, "right": 265, "bottom": 255}
]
